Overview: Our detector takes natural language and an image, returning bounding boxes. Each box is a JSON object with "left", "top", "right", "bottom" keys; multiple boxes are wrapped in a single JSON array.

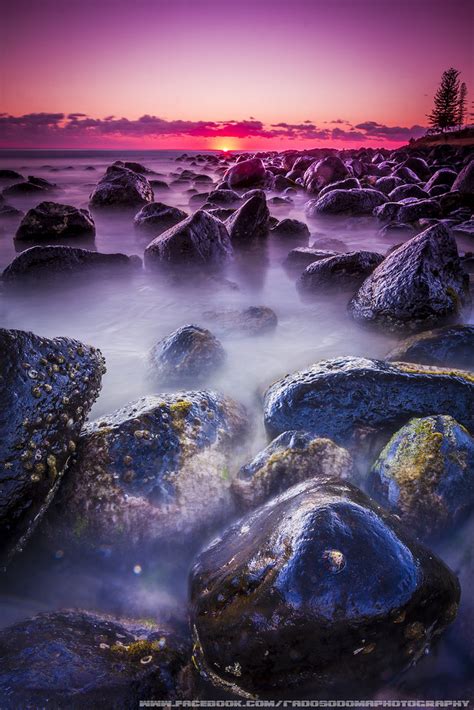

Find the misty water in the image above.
[{"left": 0, "top": 150, "right": 473, "bottom": 699}]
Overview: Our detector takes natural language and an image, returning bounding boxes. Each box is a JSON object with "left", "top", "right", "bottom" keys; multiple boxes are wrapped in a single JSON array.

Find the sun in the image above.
[{"left": 214, "top": 138, "right": 237, "bottom": 153}]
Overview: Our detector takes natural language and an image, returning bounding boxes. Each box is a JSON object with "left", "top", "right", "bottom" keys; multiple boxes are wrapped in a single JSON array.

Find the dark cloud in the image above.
[{"left": 354, "top": 121, "right": 426, "bottom": 140}]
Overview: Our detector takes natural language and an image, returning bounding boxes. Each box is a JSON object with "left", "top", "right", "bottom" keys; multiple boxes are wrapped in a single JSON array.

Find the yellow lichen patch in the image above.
[
  {"left": 110, "top": 639, "right": 161, "bottom": 659},
  {"left": 170, "top": 401, "right": 193, "bottom": 418},
  {"left": 395, "top": 361, "right": 474, "bottom": 384}
]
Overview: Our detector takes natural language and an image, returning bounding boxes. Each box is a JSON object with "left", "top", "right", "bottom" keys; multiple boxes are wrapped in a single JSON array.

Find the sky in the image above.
[{"left": 0, "top": 0, "right": 472, "bottom": 150}]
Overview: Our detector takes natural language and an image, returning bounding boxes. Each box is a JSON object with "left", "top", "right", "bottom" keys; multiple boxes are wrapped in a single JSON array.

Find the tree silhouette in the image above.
[
  {"left": 428, "top": 68, "right": 461, "bottom": 133},
  {"left": 457, "top": 82, "right": 467, "bottom": 128}
]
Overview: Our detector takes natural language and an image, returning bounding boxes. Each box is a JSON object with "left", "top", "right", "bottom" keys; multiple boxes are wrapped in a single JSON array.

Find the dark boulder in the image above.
[
  {"left": 15, "top": 201, "right": 95, "bottom": 241},
  {"left": 150, "top": 325, "right": 226, "bottom": 385},
  {"left": 150, "top": 179, "right": 170, "bottom": 192},
  {"left": 306, "top": 189, "right": 387, "bottom": 216},
  {"left": 388, "top": 184, "right": 428, "bottom": 201},
  {"left": 144, "top": 210, "right": 233, "bottom": 268},
  {"left": 203, "top": 306, "right": 278, "bottom": 337},
  {"left": 451, "top": 160, "right": 474, "bottom": 195},
  {"left": 225, "top": 193, "right": 270, "bottom": 246},
  {"left": 0, "top": 611, "right": 189, "bottom": 708},
  {"left": 263, "top": 356, "right": 474, "bottom": 445},
  {"left": 386, "top": 324, "right": 474, "bottom": 369},
  {"left": 396, "top": 199, "right": 442, "bottom": 223},
  {"left": 207, "top": 189, "right": 241, "bottom": 206},
  {"left": 299, "top": 251, "right": 384, "bottom": 293},
  {"left": 270, "top": 218, "right": 310, "bottom": 240},
  {"left": 369, "top": 415, "right": 474, "bottom": 540},
  {"left": 3, "top": 176, "right": 57, "bottom": 196},
  {"left": 283, "top": 247, "right": 338, "bottom": 273},
  {"left": 392, "top": 166, "right": 420, "bottom": 184},
  {"left": 113, "top": 160, "right": 153, "bottom": 174},
  {"left": 133, "top": 202, "right": 187, "bottom": 234},
  {"left": 0, "top": 169, "right": 23, "bottom": 182},
  {"left": 190, "top": 477, "right": 459, "bottom": 697},
  {"left": 401, "top": 156, "right": 431, "bottom": 180},
  {"left": 224, "top": 158, "right": 266, "bottom": 188},
  {"left": 425, "top": 169, "right": 457, "bottom": 191},
  {"left": 374, "top": 176, "right": 404, "bottom": 195},
  {"left": 2, "top": 246, "right": 139, "bottom": 283},
  {"left": 89, "top": 165, "right": 153, "bottom": 208},
  {"left": 349, "top": 224, "right": 470, "bottom": 332},
  {"left": 311, "top": 236, "right": 349, "bottom": 251},
  {"left": 44, "top": 391, "right": 248, "bottom": 551},
  {"left": 0, "top": 328, "right": 105, "bottom": 567},
  {"left": 303, "top": 156, "right": 350, "bottom": 194},
  {"left": 317, "top": 177, "right": 360, "bottom": 198},
  {"left": 232, "top": 431, "right": 353, "bottom": 510}
]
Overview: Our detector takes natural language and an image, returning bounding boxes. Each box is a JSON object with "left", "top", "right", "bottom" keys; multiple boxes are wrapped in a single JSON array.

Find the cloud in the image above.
[{"left": 0, "top": 112, "right": 427, "bottom": 147}]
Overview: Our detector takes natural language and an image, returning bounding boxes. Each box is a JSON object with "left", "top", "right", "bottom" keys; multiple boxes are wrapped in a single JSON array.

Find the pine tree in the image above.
[
  {"left": 457, "top": 82, "right": 467, "bottom": 128},
  {"left": 428, "top": 68, "right": 460, "bottom": 133}
]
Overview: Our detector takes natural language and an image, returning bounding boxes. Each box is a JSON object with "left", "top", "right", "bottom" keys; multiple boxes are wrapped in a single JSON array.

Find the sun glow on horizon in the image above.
[{"left": 214, "top": 138, "right": 238, "bottom": 153}]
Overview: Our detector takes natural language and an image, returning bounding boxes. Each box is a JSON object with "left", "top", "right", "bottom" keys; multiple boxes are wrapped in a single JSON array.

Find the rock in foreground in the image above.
[
  {"left": 15, "top": 202, "right": 95, "bottom": 241},
  {"left": 190, "top": 478, "right": 459, "bottom": 697},
  {"left": 0, "top": 329, "right": 105, "bottom": 567},
  {"left": 263, "top": 356, "right": 474, "bottom": 444},
  {"left": 0, "top": 611, "right": 189, "bottom": 709},
  {"left": 386, "top": 324, "right": 474, "bottom": 370}
]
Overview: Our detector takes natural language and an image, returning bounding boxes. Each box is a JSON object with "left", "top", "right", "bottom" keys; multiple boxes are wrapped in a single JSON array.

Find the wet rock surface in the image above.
[
  {"left": 306, "top": 188, "right": 387, "bottom": 216},
  {"left": 0, "top": 610, "right": 189, "bottom": 709},
  {"left": 133, "top": 202, "right": 187, "bottom": 233},
  {"left": 15, "top": 201, "right": 96, "bottom": 241},
  {"left": 150, "top": 324, "right": 226, "bottom": 385},
  {"left": 190, "top": 477, "right": 460, "bottom": 697},
  {"left": 386, "top": 324, "right": 474, "bottom": 369},
  {"left": 303, "top": 156, "right": 350, "bottom": 193},
  {"left": 270, "top": 217, "right": 310, "bottom": 240},
  {"left": 89, "top": 165, "right": 154, "bottom": 208},
  {"left": 263, "top": 356, "right": 474, "bottom": 445},
  {"left": 349, "top": 224, "right": 471, "bottom": 332},
  {"left": 369, "top": 415, "right": 474, "bottom": 540},
  {"left": 0, "top": 328, "right": 105, "bottom": 567},
  {"left": 299, "top": 251, "right": 384, "bottom": 294},
  {"left": 43, "top": 391, "right": 248, "bottom": 552},
  {"left": 224, "top": 158, "right": 266, "bottom": 188},
  {"left": 225, "top": 192, "right": 270, "bottom": 246},
  {"left": 202, "top": 306, "right": 278, "bottom": 337}
]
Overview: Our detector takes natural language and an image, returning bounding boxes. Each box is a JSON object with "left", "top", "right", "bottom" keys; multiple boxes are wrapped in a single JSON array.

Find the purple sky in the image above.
[{"left": 0, "top": 0, "right": 472, "bottom": 149}]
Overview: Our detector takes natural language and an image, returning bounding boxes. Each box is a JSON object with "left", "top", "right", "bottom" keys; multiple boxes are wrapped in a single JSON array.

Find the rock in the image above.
[
  {"left": 150, "top": 179, "right": 170, "bottom": 192},
  {"left": 453, "top": 219, "right": 474, "bottom": 238},
  {"left": 317, "top": 177, "right": 360, "bottom": 198},
  {"left": 0, "top": 169, "right": 23, "bottom": 181},
  {"left": 3, "top": 176, "right": 57, "bottom": 196},
  {"left": 388, "top": 184, "right": 428, "bottom": 201},
  {"left": 203, "top": 306, "right": 277, "bottom": 337},
  {"left": 0, "top": 203, "right": 23, "bottom": 219},
  {"left": 386, "top": 324, "right": 474, "bottom": 369},
  {"left": 306, "top": 189, "right": 387, "bottom": 216},
  {"left": 270, "top": 218, "right": 310, "bottom": 240},
  {"left": 190, "top": 477, "right": 459, "bottom": 697},
  {"left": 207, "top": 189, "right": 241, "bottom": 206},
  {"left": 311, "top": 236, "right": 349, "bottom": 251},
  {"left": 0, "top": 610, "right": 189, "bottom": 708},
  {"left": 451, "top": 160, "right": 474, "bottom": 195},
  {"left": 44, "top": 391, "right": 248, "bottom": 551},
  {"left": 2, "top": 246, "right": 139, "bottom": 284},
  {"left": 273, "top": 175, "right": 298, "bottom": 192},
  {"left": 299, "top": 251, "right": 384, "bottom": 294},
  {"left": 224, "top": 158, "right": 266, "bottom": 188},
  {"left": 373, "top": 201, "right": 404, "bottom": 223},
  {"left": 113, "top": 160, "right": 153, "bottom": 174},
  {"left": 392, "top": 166, "right": 421, "bottom": 184},
  {"left": 0, "top": 329, "right": 105, "bottom": 567},
  {"left": 424, "top": 169, "right": 457, "bottom": 191},
  {"left": 263, "top": 356, "right": 474, "bottom": 445},
  {"left": 283, "top": 247, "right": 338, "bottom": 273},
  {"left": 396, "top": 199, "right": 442, "bottom": 223},
  {"left": 144, "top": 210, "right": 233, "bottom": 268},
  {"left": 225, "top": 193, "right": 270, "bottom": 245},
  {"left": 369, "top": 415, "right": 474, "bottom": 540},
  {"left": 378, "top": 222, "right": 415, "bottom": 237},
  {"left": 349, "top": 224, "right": 470, "bottom": 332},
  {"left": 374, "top": 176, "right": 404, "bottom": 195},
  {"left": 15, "top": 202, "right": 95, "bottom": 241},
  {"left": 150, "top": 325, "right": 226, "bottom": 385},
  {"left": 401, "top": 157, "right": 431, "bottom": 180},
  {"left": 189, "top": 192, "right": 210, "bottom": 206},
  {"left": 133, "top": 202, "right": 187, "bottom": 234},
  {"left": 232, "top": 431, "right": 353, "bottom": 510},
  {"left": 89, "top": 165, "right": 153, "bottom": 208},
  {"left": 205, "top": 207, "right": 235, "bottom": 222},
  {"left": 303, "top": 156, "right": 350, "bottom": 194}
]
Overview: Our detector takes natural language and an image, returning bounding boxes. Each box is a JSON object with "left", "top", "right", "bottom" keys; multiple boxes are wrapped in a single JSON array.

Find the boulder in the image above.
[
  {"left": 388, "top": 184, "right": 429, "bottom": 201},
  {"left": 133, "top": 202, "right": 187, "bottom": 233},
  {"left": 374, "top": 176, "right": 404, "bottom": 195},
  {"left": 306, "top": 189, "right": 387, "bottom": 216},
  {"left": 0, "top": 329, "right": 105, "bottom": 567},
  {"left": 207, "top": 189, "right": 241, "bottom": 206},
  {"left": 396, "top": 199, "right": 442, "bottom": 223},
  {"left": 263, "top": 356, "right": 474, "bottom": 445},
  {"left": 150, "top": 325, "right": 226, "bottom": 385},
  {"left": 3, "top": 176, "right": 57, "bottom": 196},
  {"left": 44, "top": 391, "right": 248, "bottom": 551},
  {"left": 299, "top": 251, "right": 384, "bottom": 294},
  {"left": 190, "top": 477, "right": 459, "bottom": 697},
  {"left": 424, "top": 169, "right": 457, "bottom": 191},
  {"left": 303, "top": 156, "right": 350, "bottom": 194},
  {"left": 270, "top": 218, "right": 310, "bottom": 240},
  {"left": 283, "top": 247, "right": 338, "bottom": 273},
  {"left": 386, "top": 324, "right": 474, "bottom": 370},
  {"left": 350, "top": 223, "right": 470, "bottom": 332},
  {"left": 15, "top": 201, "right": 95, "bottom": 241},
  {"left": 2, "top": 246, "right": 139, "bottom": 283},
  {"left": 224, "top": 158, "right": 266, "bottom": 188},
  {"left": 144, "top": 210, "right": 233, "bottom": 268},
  {"left": 0, "top": 169, "right": 24, "bottom": 182},
  {"left": 0, "top": 611, "right": 188, "bottom": 708},
  {"left": 369, "top": 415, "right": 474, "bottom": 540},
  {"left": 232, "top": 431, "right": 353, "bottom": 510},
  {"left": 451, "top": 160, "right": 474, "bottom": 195},
  {"left": 89, "top": 165, "right": 153, "bottom": 208},
  {"left": 225, "top": 193, "right": 270, "bottom": 245},
  {"left": 317, "top": 177, "right": 360, "bottom": 198},
  {"left": 203, "top": 306, "right": 278, "bottom": 337}
]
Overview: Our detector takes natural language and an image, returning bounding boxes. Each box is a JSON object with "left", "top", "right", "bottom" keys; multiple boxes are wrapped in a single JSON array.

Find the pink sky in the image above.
[{"left": 0, "top": 0, "right": 472, "bottom": 150}]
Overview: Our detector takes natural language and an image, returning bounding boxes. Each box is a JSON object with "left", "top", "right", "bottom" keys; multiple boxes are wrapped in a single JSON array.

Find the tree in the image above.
[
  {"left": 457, "top": 82, "right": 468, "bottom": 128},
  {"left": 428, "top": 68, "right": 460, "bottom": 133}
]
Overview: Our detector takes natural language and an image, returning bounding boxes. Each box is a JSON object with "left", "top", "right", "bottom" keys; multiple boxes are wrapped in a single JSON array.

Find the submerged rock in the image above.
[
  {"left": 190, "top": 477, "right": 459, "bottom": 697},
  {"left": 2, "top": 246, "right": 139, "bottom": 283},
  {"left": 224, "top": 158, "right": 266, "bottom": 188},
  {"left": 203, "top": 306, "right": 278, "bottom": 337},
  {"left": 144, "top": 210, "right": 233, "bottom": 268},
  {"left": 386, "top": 324, "right": 474, "bottom": 370},
  {"left": 225, "top": 193, "right": 270, "bottom": 246},
  {"left": 150, "top": 325, "right": 226, "bottom": 385},
  {"left": 299, "top": 251, "right": 383, "bottom": 294},
  {"left": 0, "top": 329, "right": 105, "bottom": 567},
  {"left": 133, "top": 202, "right": 187, "bottom": 233},
  {"left": 369, "top": 415, "right": 474, "bottom": 540},
  {"left": 263, "top": 356, "right": 474, "bottom": 445},
  {"left": 232, "top": 431, "right": 353, "bottom": 510},
  {"left": 283, "top": 247, "right": 338, "bottom": 273},
  {"left": 14, "top": 202, "right": 95, "bottom": 241},
  {"left": 306, "top": 188, "right": 387, "bottom": 216},
  {"left": 0, "top": 610, "right": 189, "bottom": 708},
  {"left": 349, "top": 224, "right": 470, "bottom": 332},
  {"left": 0, "top": 169, "right": 23, "bottom": 182},
  {"left": 89, "top": 165, "right": 153, "bottom": 208},
  {"left": 3, "top": 176, "right": 57, "bottom": 197},
  {"left": 44, "top": 391, "right": 248, "bottom": 552}
]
